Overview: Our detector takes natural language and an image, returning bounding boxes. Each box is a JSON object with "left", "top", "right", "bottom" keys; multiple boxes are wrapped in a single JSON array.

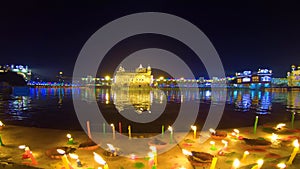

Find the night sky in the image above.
[{"left": 1, "top": 1, "right": 300, "bottom": 80}]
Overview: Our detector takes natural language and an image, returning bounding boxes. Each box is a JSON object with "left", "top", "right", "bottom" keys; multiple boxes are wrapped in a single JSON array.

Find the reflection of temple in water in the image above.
[
  {"left": 233, "top": 90, "right": 272, "bottom": 114},
  {"left": 112, "top": 88, "right": 152, "bottom": 114},
  {"left": 287, "top": 91, "right": 300, "bottom": 113}
]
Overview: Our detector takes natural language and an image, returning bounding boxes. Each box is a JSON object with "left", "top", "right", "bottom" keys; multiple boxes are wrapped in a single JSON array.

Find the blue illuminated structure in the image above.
[{"left": 234, "top": 69, "right": 272, "bottom": 89}]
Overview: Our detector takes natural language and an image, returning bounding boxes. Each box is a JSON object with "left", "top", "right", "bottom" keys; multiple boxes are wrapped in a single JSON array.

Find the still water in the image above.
[{"left": 0, "top": 87, "right": 299, "bottom": 132}]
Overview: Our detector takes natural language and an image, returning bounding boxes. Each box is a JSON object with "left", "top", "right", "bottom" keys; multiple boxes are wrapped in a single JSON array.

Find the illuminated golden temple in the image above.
[
  {"left": 287, "top": 65, "right": 300, "bottom": 87},
  {"left": 112, "top": 64, "right": 153, "bottom": 88}
]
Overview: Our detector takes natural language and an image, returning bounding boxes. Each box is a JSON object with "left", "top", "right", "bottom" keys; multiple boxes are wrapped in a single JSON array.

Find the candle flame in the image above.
[
  {"left": 277, "top": 163, "right": 286, "bottom": 168},
  {"left": 168, "top": 126, "right": 173, "bottom": 132},
  {"left": 257, "top": 159, "right": 264, "bottom": 167},
  {"left": 244, "top": 151, "right": 250, "bottom": 155},
  {"left": 191, "top": 125, "right": 196, "bottom": 131},
  {"left": 69, "top": 153, "right": 78, "bottom": 160},
  {"left": 209, "top": 128, "right": 216, "bottom": 134},
  {"left": 233, "top": 129, "right": 239, "bottom": 134},
  {"left": 271, "top": 133, "right": 279, "bottom": 141},
  {"left": 293, "top": 139, "right": 299, "bottom": 148},
  {"left": 276, "top": 123, "right": 286, "bottom": 129},
  {"left": 110, "top": 123, "right": 114, "bottom": 127},
  {"left": 233, "top": 159, "right": 240, "bottom": 168},
  {"left": 19, "top": 145, "right": 26, "bottom": 149},
  {"left": 93, "top": 152, "right": 106, "bottom": 165},
  {"left": 210, "top": 141, "right": 215, "bottom": 145},
  {"left": 0, "top": 121, "right": 4, "bottom": 126},
  {"left": 57, "top": 149, "right": 65, "bottom": 154},
  {"left": 130, "top": 154, "right": 136, "bottom": 160},
  {"left": 107, "top": 144, "right": 115, "bottom": 151},
  {"left": 182, "top": 149, "right": 192, "bottom": 156},
  {"left": 66, "top": 133, "right": 72, "bottom": 139}
]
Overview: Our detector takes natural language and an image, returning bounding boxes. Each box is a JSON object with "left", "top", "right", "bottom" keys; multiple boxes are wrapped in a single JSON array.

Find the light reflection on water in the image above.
[{"left": 0, "top": 87, "right": 299, "bottom": 129}]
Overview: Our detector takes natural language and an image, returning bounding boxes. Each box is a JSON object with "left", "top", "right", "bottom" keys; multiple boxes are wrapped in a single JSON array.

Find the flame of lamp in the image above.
[
  {"left": 93, "top": 152, "right": 106, "bottom": 165},
  {"left": 277, "top": 163, "right": 286, "bottom": 169},
  {"left": 69, "top": 153, "right": 78, "bottom": 160},
  {"left": 209, "top": 128, "right": 216, "bottom": 134},
  {"left": 276, "top": 123, "right": 286, "bottom": 130},
  {"left": 182, "top": 149, "right": 192, "bottom": 156},
  {"left": 232, "top": 159, "right": 240, "bottom": 169}
]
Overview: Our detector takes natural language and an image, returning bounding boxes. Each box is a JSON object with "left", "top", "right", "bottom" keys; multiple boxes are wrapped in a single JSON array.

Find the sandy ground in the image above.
[{"left": 0, "top": 120, "right": 300, "bottom": 169}]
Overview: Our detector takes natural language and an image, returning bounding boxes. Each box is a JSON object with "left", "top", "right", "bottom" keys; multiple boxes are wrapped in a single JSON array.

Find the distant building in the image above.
[
  {"left": 113, "top": 64, "right": 153, "bottom": 88},
  {"left": 234, "top": 68, "right": 272, "bottom": 88},
  {"left": 271, "top": 78, "right": 288, "bottom": 87},
  {"left": 287, "top": 65, "right": 300, "bottom": 87},
  {"left": 0, "top": 64, "right": 31, "bottom": 81}
]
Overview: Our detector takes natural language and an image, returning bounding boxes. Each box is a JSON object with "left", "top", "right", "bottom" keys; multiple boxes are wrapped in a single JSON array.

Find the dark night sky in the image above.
[{"left": 1, "top": 1, "right": 299, "bottom": 80}]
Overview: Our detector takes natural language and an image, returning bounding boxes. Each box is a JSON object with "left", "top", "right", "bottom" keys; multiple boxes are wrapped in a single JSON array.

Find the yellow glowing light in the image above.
[
  {"left": 210, "top": 141, "right": 215, "bottom": 145},
  {"left": 159, "top": 76, "right": 164, "bottom": 80},
  {"left": 276, "top": 123, "right": 286, "bottom": 129},
  {"left": 257, "top": 159, "right": 264, "bottom": 168},
  {"left": 232, "top": 159, "right": 240, "bottom": 168},
  {"left": 0, "top": 121, "right": 4, "bottom": 126},
  {"left": 241, "top": 151, "right": 249, "bottom": 161},
  {"left": 271, "top": 133, "right": 279, "bottom": 141},
  {"left": 69, "top": 153, "right": 79, "bottom": 160},
  {"left": 233, "top": 129, "right": 239, "bottom": 134},
  {"left": 19, "top": 145, "right": 26, "bottom": 149},
  {"left": 93, "top": 152, "right": 106, "bottom": 165},
  {"left": 293, "top": 139, "right": 299, "bottom": 147},
  {"left": 182, "top": 149, "right": 192, "bottom": 156},
  {"left": 191, "top": 125, "right": 196, "bottom": 131},
  {"left": 110, "top": 124, "right": 114, "bottom": 127},
  {"left": 66, "top": 134, "right": 72, "bottom": 139},
  {"left": 168, "top": 126, "right": 173, "bottom": 132},
  {"left": 59, "top": 72, "right": 63, "bottom": 75},
  {"left": 209, "top": 128, "right": 216, "bottom": 134},
  {"left": 277, "top": 163, "right": 286, "bottom": 169},
  {"left": 57, "top": 149, "right": 66, "bottom": 154},
  {"left": 104, "top": 76, "right": 110, "bottom": 81}
]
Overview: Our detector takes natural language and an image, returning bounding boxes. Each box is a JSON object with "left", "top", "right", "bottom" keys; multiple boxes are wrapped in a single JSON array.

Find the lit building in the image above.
[
  {"left": 271, "top": 78, "right": 288, "bottom": 87},
  {"left": 113, "top": 64, "right": 153, "bottom": 88},
  {"left": 0, "top": 64, "right": 31, "bottom": 81},
  {"left": 234, "top": 68, "right": 272, "bottom": 88},
  {"left": 287, "top": 65, "right": 300, "bottom": 87}
]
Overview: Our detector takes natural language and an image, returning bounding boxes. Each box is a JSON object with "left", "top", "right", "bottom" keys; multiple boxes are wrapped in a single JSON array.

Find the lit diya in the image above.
[
  {"left": 78, "top": 139, "right": 99, "bottom": 150},
  {"left": 242, "top": 138, "right": 271, "bottom": 149},
  {"left": 209, "top": 128, "right": 227, "bottom": 140},
  {"left": 103, "top": 144, "right": 120, "bottom": 157},
  {"left": 182, "top": 149, "right": 214, "bottom": 166},
  {"left": 262, "top": 123, "right": 293, "bottom": 134},
  {"left": 45, "top": 146, "right": 76, "bottom": 159}
]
